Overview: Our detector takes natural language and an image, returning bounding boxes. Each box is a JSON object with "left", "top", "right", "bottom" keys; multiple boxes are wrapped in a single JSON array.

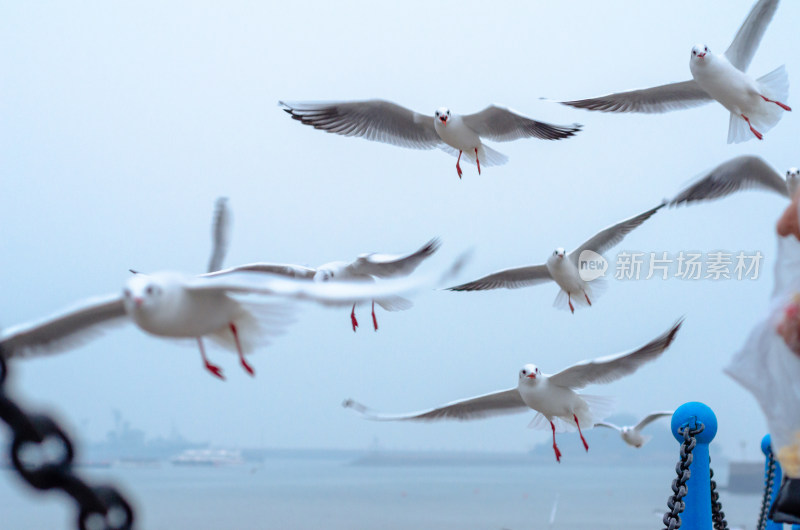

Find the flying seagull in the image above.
[
  {"left": 560, "top": 0, "right": 790, "bottom": 143},
  {"left": 207, "top": 197, "right": 232, "bottom": 273},
  {"left": 669, "top": 156, "right": 798, "bottom": 206},
  {"left": 446, "top": 204, "right": 664, "bottom": 312},
  {"left": 206, "top": 238, "right": 441, "bottom": 331},
  {"left": 343, "top": 320, "right": 682, "bottom": 462},
  {"left": 279, "top": 100, "right": 581, "bottom": 178},
  {"left": 595, "top": 411, "right": 673, "bottom": 448}
]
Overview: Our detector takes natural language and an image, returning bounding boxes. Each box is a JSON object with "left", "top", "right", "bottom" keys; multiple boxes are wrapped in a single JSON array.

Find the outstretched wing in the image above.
[
  {"left": 342, "top": 388, "right": 527, "bottom": 421},
  {"left": 347, "top": 238, "right": 441, "bottom": 278},
  {"left": 1, "top": 295, "right": 127, "bottom": 359},
  {"left": 634, "top": 411, "right": 673, "bottom": 431},
  {"left": 279, "top": 100, "right": 441, "bottom": 149},
  {"left": 462, "top": 105, "right": 581, "bottom": 141},
  {"left": 669, "top": 155, "right": 789, "bottom": 206},
  {"left": 725, "top": 0, "right": 780, "bottom": 72},
  {"left": 203, "top": 263, "right": 317, "bottom": 279},
  {"left": 446, "top": 264, "right": 552, "bottom": 291},
  {"left": 594, "top": 421, "right": 622, "bottom": 431},
  {"left": 550, "top": 320, "right": 683, "bottom": 389},
  {"left": 207, "top": 197, "right": 232, "bottom": 273},
  {"left": 569, "top": 203, "right": 665, "bottom": 262},
  {"left": 560, "top": 80, "right": 711, "bottom": 113}
]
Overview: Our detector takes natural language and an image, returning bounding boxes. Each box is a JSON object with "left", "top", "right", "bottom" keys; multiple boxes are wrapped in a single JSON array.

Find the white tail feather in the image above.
[
  {"left": 527, "top": 395, "right": 616, "bottom": 433},
  {"left": 207, "top": 301, "right": 296, "bottom": 354}
]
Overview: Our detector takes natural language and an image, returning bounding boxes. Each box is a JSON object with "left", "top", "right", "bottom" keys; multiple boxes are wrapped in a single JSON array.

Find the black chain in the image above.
[
  {"left": 663, "top": 422, "right": 705, "bottom": 530},
  {"left": 709, "top": 462, "right": 728, "bottom": 529},
  {"left": 757, "top": 452, "right": 776, "bottom": 530},
  {"left": 0, "top": 355, "right": 134, "bottom": 529}
]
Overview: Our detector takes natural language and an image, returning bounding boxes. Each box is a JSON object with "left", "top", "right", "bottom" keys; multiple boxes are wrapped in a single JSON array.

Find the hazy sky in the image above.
[{"left": 1, "top": 0, "right": 799, "bottom": 461}]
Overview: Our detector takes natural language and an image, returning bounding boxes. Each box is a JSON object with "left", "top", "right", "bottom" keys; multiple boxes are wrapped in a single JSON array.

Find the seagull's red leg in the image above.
[
  {"left": 371, "top": 300, "right": 378, "bottom": 331},
  {"left": 568, "top": 293, "right": 575, "bottom": 314},
  {"left": 474, "top": 148, "right": 481, "bottom": 175},
  {"left": 351, "top": 303, "right": 359, "bottom": 332},
  {"left": 574, "top": 414, "right": 589, "bottom": 451},
  {"left": 229, "top": 322, "right": 254, "bottom": 376},
  {"left": 584, "top": 292, "right": 592, "bottom": 306},
  {"left": 197, "top": 338, "right": 225, "bottom": 380},
  {"left": 456, "top": 151, "right": 463, "bottom": 179},
  {"left": 761, "top": 95, "right": 792, "bottom": 111},
  {"left": 741, "top": 114, "right": 763, "bottom": 140},
  {"left": 550, "top": 421, "right": 562, "bottom": 463}
]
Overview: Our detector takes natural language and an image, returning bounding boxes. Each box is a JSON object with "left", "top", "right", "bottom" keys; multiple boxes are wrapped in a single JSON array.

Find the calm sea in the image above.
[{"left": 0, "top": 456, "right": 763, "bottom": 529}]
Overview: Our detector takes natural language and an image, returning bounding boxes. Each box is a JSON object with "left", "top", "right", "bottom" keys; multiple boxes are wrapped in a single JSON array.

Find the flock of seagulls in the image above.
[{"left": 0, "top": 0, "right": 793, "bottom": 464}]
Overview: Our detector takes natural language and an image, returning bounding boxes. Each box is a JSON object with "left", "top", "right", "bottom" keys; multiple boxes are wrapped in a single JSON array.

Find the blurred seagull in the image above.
[
  {"left": 560, "top": 0, "right": 790, "bottom": 143},
  {"left": 594, "top": 411, "right": 673, "bottom": 448},
  {"left": 343, "top": 320, "right": 682, "bottom": 462},
  {"left": 0, "top": 270, "right": 442, "bottom": 380},
  {"left": 279, "top": 100, "right": 581, "bottom": 178},
  {"left": 446, "top": 204, "right": 664, "bottom": 313},
  {"left": 207, "top": 197, "right": 232, "bottom": 273},
  {"left": 207, "top": 238, "right": 441, "bottom": 331},
  {"left": 669, "top": 156, "right": 798, "bottom": 206}
]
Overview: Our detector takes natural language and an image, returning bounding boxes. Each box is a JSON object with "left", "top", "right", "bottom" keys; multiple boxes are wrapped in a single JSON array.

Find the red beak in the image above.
[
  {"left": 134, "top": 297, "right": 143, "bottom": 307},
  {"left": 526, "top": 374, "right": 536, "bottom": 379},
  {"left": 697, "top": 53, "right": 706, "bottom": 58}
]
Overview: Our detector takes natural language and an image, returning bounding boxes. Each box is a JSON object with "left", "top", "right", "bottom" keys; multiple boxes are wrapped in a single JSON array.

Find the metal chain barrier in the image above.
[
  {"left": 0, "top": 355, "right": 134, "bottom": 529},
  {"left": 663, "top": 422, "right": 704, "bottom": 530},
  {"left": 709, "top": 462, "right": 728, "bottom": 530},
  {"left": 757, "top": 452, "right": 776, "bottom": 530}
]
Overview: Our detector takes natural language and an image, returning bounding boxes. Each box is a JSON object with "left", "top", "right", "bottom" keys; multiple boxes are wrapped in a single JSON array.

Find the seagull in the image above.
[
  {"left": 343, "top": 320, "right": 682, "bottom": 462},
  {"left": 446, "top": 204, "right": 664, "bottom": 313},
  {"left": 207, "top": 197, "right": 232, "bottom": 273},
  {"left": 594, "top": 411, "right": 673, "bottom": 448},
  {"left": 206, "top": 238, "right": 441, "bottom": 331},
  {"left": 279, "top": 100, "right": 581, "bottom": 178},
  {"left": 0, "top": 270, "right": 442, "bottom": 380},
  {"left": 560, "top": 0, "right": 790, "bottom": 143},
  {"left": 669, "top": 156, "right": 798, "bottom": 206}
]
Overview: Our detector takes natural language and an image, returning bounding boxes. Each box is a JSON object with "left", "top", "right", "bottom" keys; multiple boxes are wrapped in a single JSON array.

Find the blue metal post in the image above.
[
  {"left": 761, "top": 434, "right": 783, "bottom": 530},
  {"left": 671, "top": 402, "right": 718, "bottom": 530}
]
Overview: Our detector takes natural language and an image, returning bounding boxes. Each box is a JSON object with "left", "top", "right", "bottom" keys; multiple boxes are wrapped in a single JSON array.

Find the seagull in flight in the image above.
[
  {"left": 560, "top": 0, "right": 790, "bottom": 143},
  {"left": 594, "top": 411, "right": 673, "bottom": 448},
  {"left": 207, "top": 238, "right": 441, "bottom": 331},
  {"left": 279, "top": 100, "right": 581, "bottom": 179},
  {"left": 343, "top": 320, "right": 682, "bottom": 462},
  {"left": 669, "top": 156, "right": 798, "bottom": 206},
  {"left": 446, "top": 204, "right": 664, "bottom": 313},
  {"left": 207, "top": 197, "right": 232, "bottom": 273}
]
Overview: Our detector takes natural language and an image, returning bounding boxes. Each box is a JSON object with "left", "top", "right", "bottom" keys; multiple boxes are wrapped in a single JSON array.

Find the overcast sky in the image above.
[{"left": 1, "top": 0, "right": 799, "bottom": 461}]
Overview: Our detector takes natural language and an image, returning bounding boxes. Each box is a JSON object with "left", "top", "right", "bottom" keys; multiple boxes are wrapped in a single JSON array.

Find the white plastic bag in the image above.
[{"left": 726, "top": 235, "right": 800, "bottom": 478}]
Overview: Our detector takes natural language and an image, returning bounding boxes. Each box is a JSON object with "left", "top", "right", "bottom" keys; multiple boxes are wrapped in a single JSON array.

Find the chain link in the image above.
[
  {"left": 757, "top": 452, "right": 776, "bottom": 530},
  {"left": 663, "top": 422, "right": 704, "bottom": 530},
  {"left": 709, "top": 463, "right": 728, "bottom": 530},
  {"left": 0, "top": 355, "right": 134, "bottom": 529}
]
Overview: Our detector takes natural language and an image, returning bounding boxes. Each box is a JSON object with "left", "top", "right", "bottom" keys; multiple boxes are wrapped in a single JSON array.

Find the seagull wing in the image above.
[
  {"left": 550, "top": 320, "right": 683, "bottom": 389},
  {"left": 725, "top": 0, "right": 780, "bottom": 71},
  {"left": 207, "top": 197, "right": 232, "bottom": 273},
  {"left": 569, "top": 203, "right": 665, "bottom": 262},
  {"left": 669, "top": 155, "right": 789, "bottom": 206},
  {"left": 202, "top": 263, "right": 317, "bottom": 279},
  {"left": 633, "top": 411, "right": 674, "bottom": 431},
  {"left": 347, "top": 238, "right": 441, "bottom": 278},
  {"left": 342, "top": 389, "right": 527, "bottom": 421},
  {"left": 461, "top": 105, "right": 581, "bottom": 141},
  {"left": 560, "top": 80, "right": 712, "bottom": 113},
  {"left": 279, "top": 100, "right": 441, "bottom": 149},
  {"left": 594, "top": 421, "right": 622, "bottom": 431},
  {"left": 446, "top": 264, "right": 552, "bottom": 291},
  {"left": 1, "top": 295, "right": 127, "bottom": 359}
]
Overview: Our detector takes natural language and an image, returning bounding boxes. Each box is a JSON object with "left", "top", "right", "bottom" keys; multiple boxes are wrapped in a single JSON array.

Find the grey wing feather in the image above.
[
  {"left": 669, "top": 155, "right": 788, "bottom": 206},
  {"left": 725, "top": 0, "right": 780, "bottom": 71},
  {"left": 279, "top": 100, "right": 441, "bottom": 149},
  {"left": 348, "top": 238, "right": 441, "bottom": 278},
  {"left": 634, "top": 411, "right": 673, "bottom": 431},
  {"left": 560, "top": 80, "right": 712, "bottom": 113},
  {"left": 550, "top": 319, "right": 683, "bottom": 389},
  {"left": 342, "top": 389, "right": 527, "bottom": 422},
  {"left": 570, "top": 203, "right": 665, "bottom": 261},
  {"left": 594, "top": 421, "right": 622, "bottom": 431},
  {"left": 202, "top": 263, "right": 317, "bottom": 279},
  {"left": 0, "top": 295, "right": 127, "bottom": 359},
  {"left": 462, "top": 105, "right": 581, "bottom": 141},
  {"left": 446, "top": 265, "right": 552, "bottom": 291},
  {"left": 207, "top": 197, "right": 232, "bottom": 273}
]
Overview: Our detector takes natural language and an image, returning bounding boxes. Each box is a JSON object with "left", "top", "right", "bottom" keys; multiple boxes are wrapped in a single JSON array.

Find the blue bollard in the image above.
[
  {"left": 671, "top": 402, "right": 718, "bottom": 530},
  {"left": 761, "top": 434, "right": 783, "bottom": 530}
]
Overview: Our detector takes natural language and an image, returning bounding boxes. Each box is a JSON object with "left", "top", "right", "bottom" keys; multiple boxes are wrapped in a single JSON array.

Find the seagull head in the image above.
[
  {"left": 519, "top": 364, "right": 541, "bottom": 382},
  {"left": 690, "top": 44, "right": 710, "bottom": 61},
  {"left": 313, "top": 269, "right": 334, "bottom": 282},
  {"left": 552, "top": 247, "right": 566, "bottom": 260},
  {"left": 123, "top": 274, "right": 164, "bottom": 311},
  {"left": 434, "top": 107, "right": 451, "bottom": 125},
  {"left": 787, "top": 167, "right": 799, "bottom": 186}
]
